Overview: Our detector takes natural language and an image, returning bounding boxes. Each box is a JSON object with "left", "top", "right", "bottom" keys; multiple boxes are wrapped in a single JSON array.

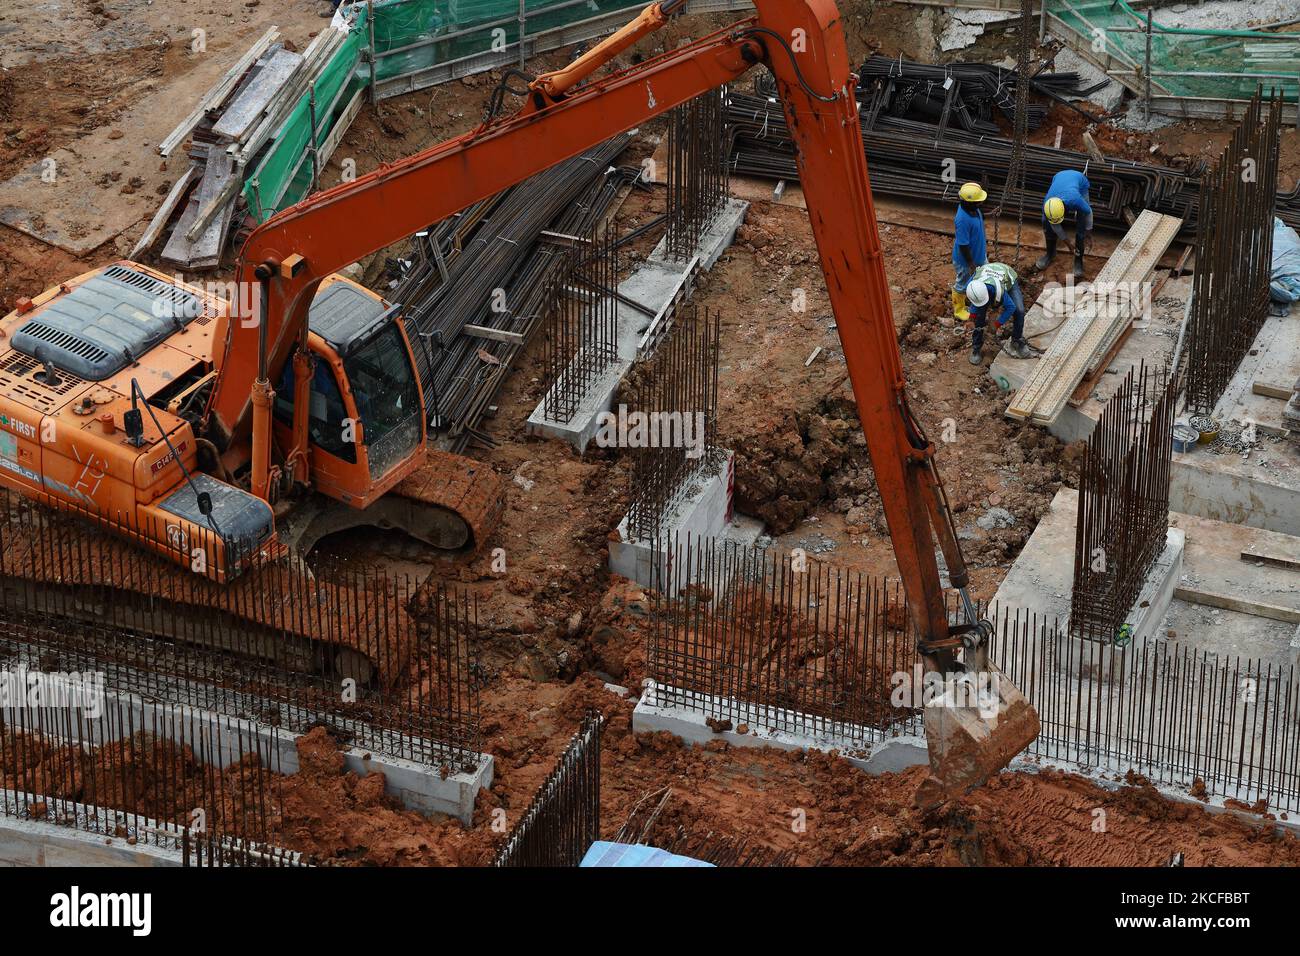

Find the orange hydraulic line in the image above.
[{"left": 531, "top": 1, "right": 677, "bottom": 99}]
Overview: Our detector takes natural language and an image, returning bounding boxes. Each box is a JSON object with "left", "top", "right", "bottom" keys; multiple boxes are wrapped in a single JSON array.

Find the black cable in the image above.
[
  {"left": 130, "top": 378, "right": 226, "bottom": 541},
  {"left": 485, "top": 67, "right": 536, "bottom": 121},
  {"left": 737, "top": 27, "right": 839, "bottom": 104}
]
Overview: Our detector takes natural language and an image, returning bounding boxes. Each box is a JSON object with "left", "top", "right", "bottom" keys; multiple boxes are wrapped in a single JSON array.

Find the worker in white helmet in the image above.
[
  {"left": 965, "top": 262, "right": 1041, "bottom": 364},
  {"left": 951, "top": 182, "right": 988, "bottom": 321},
  {"left": 1037, "top": 169, "right": 1093, "bottom": 279}
]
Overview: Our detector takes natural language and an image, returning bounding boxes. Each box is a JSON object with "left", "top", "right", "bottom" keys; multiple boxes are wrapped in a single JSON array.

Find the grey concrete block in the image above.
[
  {"left": 632, "top": 680, "right": 923, "bottom": 775},
  {"left": 526, "top": 359, "right": 632, "bottom": 454}
]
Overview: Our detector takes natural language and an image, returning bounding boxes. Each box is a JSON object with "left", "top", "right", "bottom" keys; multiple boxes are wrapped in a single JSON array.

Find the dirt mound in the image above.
[{"left": 276, "top": 727, "right": 493, "bottom": 866}]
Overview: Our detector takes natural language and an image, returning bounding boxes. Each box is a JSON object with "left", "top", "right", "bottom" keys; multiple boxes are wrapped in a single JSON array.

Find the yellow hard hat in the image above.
[
  {"left": 959, "top": 182, "right": 987, "bottom": 203},
  {"left": 1044, "top": 196, "right": 1066, "bottom": 224}
]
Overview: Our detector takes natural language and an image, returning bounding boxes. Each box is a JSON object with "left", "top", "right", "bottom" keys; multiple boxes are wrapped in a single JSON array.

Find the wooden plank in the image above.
[
  {"left": 1007, "top": 211, "right": 1181, "bottom": 424},
  {"left": 1253, "top": 381, "right": 1295, "bottom": 400},
  {"left": 1240, "top": 549, "right": 1300, "bottom": 572},
  {"left": 232, "top": 26, "right": 346, "bottom": 167},
  {"left": 166, "top": 146, "right": 238, "bottom": 266},
  {"left": 158, "top": 27, "right": 279, "bottom": 157},
  {"left": 129, "top": 166, "right": 198, "bottom": 258},
  {"left": 463, "top": 324, "right": 525, "bottom": 346},
  {"left": 1068, "top": 319, "right": 1134, "bottom": 407},
  {"left": 1173, "top": 586, "right": 1300, "bottom": 625},
  {"left": 1016, "top": 212, "right": 1163, "bottom": 398},
  {"left": 183, "top": 157, "right": 242, "bottom": 243},
  {"left": 213, "top": 49, "right": 304, "bottom": 142}
]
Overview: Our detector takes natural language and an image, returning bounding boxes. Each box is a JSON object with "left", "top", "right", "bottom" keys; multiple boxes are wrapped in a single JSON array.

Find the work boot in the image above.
[
  {"left": 969, "top": 344, "right": 983, "bottom": 365},
  {"left": 952, "top": 290, "right": 970, "bottom": 322},
  {"left": 1072, "top": 254, "right": 1085, "bottom": 280},
  {"left": 1004, "top": 338, "right": 1039, "bottom": 359},
  {"left": 1036, "top": 228, "right": 1057, "bottom": 271}
]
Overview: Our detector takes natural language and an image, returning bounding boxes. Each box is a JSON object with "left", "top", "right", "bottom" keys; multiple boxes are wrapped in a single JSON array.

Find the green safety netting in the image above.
[
  {"left": 1047, "top": 0, "right": 1300, "bottom": 105},
  {"left": 243, "top": 0, "right": 647, "bottom": 221}
]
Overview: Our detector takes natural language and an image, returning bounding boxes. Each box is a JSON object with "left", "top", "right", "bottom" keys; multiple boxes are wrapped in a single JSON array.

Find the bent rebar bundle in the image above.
[
  {"left": 391, "top": 135, "right": 635, "bottom": 449},
  {"left": 727, "top": 84, "right": 1300, "bottom": 239}
]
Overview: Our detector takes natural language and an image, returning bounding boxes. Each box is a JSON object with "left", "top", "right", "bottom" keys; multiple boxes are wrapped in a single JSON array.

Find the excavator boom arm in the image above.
[{"left": 209, "top": 2, "right": 1039, "bottom": 796}]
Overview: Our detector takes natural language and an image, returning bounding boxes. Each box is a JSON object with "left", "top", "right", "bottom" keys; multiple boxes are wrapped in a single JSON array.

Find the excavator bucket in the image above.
[{"left": 913, "top": 663, "right": 1040, "bottom": 809}]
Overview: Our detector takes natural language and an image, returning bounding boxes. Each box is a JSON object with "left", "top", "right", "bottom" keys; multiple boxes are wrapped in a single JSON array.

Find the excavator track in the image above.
[
  {"left": 280, "top": 450, "right": 505, "bottom": 555},
  {"left": 394, "top": 451, "right": 505, "bottom": 551},
  {"left": 0, "top": 499, "right": 413, "bottom": 688}
]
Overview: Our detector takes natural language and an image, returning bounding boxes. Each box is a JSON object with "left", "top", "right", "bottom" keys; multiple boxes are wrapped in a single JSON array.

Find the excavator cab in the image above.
[{"left": 272, "top": 276, "right": 426, "bottom": 508}]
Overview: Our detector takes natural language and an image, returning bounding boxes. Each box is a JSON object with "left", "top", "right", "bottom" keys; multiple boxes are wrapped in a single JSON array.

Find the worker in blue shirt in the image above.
[
  {"left": 1037, "top": 169, "right": 1093, "bottom": 279},
  {"left": 951, "top": 182, "right": 988, "bottom": 321},
  {"left": 965, "top": 262, "right": 1041, "bottom": 364}
]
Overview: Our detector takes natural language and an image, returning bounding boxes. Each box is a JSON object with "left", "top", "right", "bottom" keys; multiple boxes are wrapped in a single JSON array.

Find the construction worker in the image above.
[
  {"left": 1037, "top": 169, "right": 1093, "bottom": 279},
  {"left": 951, "top": 182, "right": 988, "bottom": 320},
  {"left": 965, "top": 262, "right": 1040, "bottom": 364}
]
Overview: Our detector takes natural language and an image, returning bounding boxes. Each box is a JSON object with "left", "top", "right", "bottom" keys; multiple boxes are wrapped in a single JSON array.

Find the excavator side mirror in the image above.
[{"left": 196, "top": 492, "right": 213, "bottom": 517}]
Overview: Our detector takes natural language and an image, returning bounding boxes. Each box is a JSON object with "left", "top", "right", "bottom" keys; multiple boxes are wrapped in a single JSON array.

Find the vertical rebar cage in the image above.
[
  {"left": 642, "top": 537, "right": 1300, "bottom": 815},
  {"left": 666, "top": 88, "right": 731, "bottom": 262},
  {"left": 1070, "top": 364, "right": 1177, "bottom": 643},
  {"left": 625, "top": 307, "right": 721, "bottom": 544},
  {"left": 542, "top": 221, "right": 622, "bottom": 424},
  {"left": 1183, "top": 88, "right": 1283, "bottom": 414},
  {"left": 0, "top": 487, "right": 482, "bottom": 774},
  {"left": 493, "top": 712, "right": 602, "bottom": 867}
]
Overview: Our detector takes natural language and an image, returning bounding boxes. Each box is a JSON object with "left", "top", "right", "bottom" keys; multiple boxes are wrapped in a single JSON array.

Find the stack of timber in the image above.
[
  {"left": 1006, "top": 210, "right": 1183, "bottom": 426},
  {"left": 137, "top": 24, "right": 352, "bottom": 270}
]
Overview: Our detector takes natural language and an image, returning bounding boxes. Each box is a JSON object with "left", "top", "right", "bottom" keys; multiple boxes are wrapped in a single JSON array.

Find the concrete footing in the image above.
[
  {"left": 992, "top": 283, "right": 1300, "bottom": 540},
  {"left": 608, "top": 449, "right": 750, "bottom": 587},
  {"left": 632, "top": 679, "right": 928, "bottom": 775},
  {"left": 526, "top": 200, "right": 748, "bottom": 453},
  {"left": 1169, "top": 315, "right": 1300, "bottom": 538},
  {"left": 526, "top": 357, "right": 632, "bottom": 453},
  {"left": 0, "top": 800, "right": 185, "bottom": 867},
  {"left": 992, "top": 487, "right": 1184, "bottom": 667},
  {"left": 0, "top": 691, "right": 493, "bottom": 826}
]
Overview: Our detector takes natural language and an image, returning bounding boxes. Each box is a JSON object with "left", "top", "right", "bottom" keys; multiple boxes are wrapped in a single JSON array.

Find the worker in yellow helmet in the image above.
[
  {"left": 1037, "top": 169, "right": 1093, "bottom": 279},
  {"left": 951, "top": 182, "right": 988, "bottom": 321}
]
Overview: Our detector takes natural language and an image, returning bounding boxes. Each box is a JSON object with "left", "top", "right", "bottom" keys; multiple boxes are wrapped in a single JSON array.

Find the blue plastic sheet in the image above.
[
  {"left": 580, "top": 841, "right": 714, "bottom": 867},
  {"left": 1271, "top": 216, "right": 1300, "bottom": 304}
]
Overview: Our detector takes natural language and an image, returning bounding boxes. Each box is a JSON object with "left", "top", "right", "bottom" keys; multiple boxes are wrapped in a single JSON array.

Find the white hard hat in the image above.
[{"left": 965, "top": 279, "right": 990, "bottom": 308}]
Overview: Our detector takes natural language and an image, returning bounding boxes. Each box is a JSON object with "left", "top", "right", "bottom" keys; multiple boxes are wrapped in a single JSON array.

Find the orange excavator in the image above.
[{"left": 0, "top": 0, "right": 1036, "bottom": 801}]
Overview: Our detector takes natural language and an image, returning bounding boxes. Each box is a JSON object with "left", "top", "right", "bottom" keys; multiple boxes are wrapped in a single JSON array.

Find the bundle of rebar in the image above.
[
  {"left": 1182, "top": 89, "right": 1283, "bottom": 414},
  {"left": 1070, "top": 364, "right": 1177, "bottom": 644},
  {"left": 858, "top": 53, "right": 1104, "bottom": 135},
  {"left": 390, "top": 134, "right": 634, "bottom": 449},
  {"left": 726, "top": 86, "right": 1300, "bottom": 238}
]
